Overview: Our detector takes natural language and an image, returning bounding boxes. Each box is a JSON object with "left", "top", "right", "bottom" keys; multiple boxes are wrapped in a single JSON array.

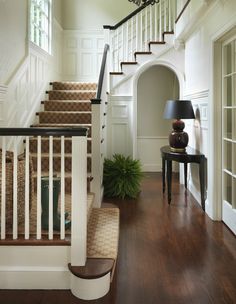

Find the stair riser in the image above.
[
  {"left": 44, "top": 101, "right": 91, "bottom": 112},
  {"left": 52, "top": 82, "right": 97, "bottom": 91},
  {"left": 29, "top": 139, "right": 91, "bottom": 154},
  {"left": 38, "top": 113, "right": 91, "bottom": 124},
  {"left": 48, "top": 91, "right": 96, "bottom": 101},
  {"left": 32, "top": 157, "right": 91, "bottom": 173}
]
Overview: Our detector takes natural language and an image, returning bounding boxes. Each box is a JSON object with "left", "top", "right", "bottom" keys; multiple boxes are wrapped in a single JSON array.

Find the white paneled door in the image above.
[{"left": 222, "top": 36, "right": 236, "bottom": 234}]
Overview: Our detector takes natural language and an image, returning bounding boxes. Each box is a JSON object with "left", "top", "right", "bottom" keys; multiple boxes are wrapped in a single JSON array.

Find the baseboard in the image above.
[{"left": 0, "top": 246, "right": 70, "bottom": 289}]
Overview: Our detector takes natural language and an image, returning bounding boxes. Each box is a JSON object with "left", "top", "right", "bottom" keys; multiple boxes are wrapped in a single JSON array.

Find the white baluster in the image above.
[
  {"left": 168, "top": 0, "right": 171, "bottom": 31},
  {"left": 150, "top": 4, "right": 153, "bottom": 43},
  {"left": 116, "top": 29, "right": 119, "bottom": 71},
  {"left": 60, "top": 136, "right": 65, "bottom": 240},
  {"left": 25, "top": 136, "right": 30, "bottom": 239},
  {"left": 136, "top": 14, "right": 138, "bottom": 52},
  {"left": 13, "top": 136, "right": 18, "bottom": 239},
  {"left": 145, "top": 6, "right": 148, "bottom": 51},
  {"left": 126, "top": 21, "right": 129, "bottom": 61},
  {"left": 1, "top": 137, "right": 6, "bottom": 240},
  {"left": 159, "top": 0, "right": 162, "bottom": 41},
  {"left": 155, "top": 2, "right": 157, "bottom": 41},
  {"left": 49, "top": 136, "right": 53, "bottom": 239},
  {"left": 131, "top": 16, "right": 134, "bottom": 60},
  {"left": 140, "top": 11, "right": 143, "bottom": 50},
  {"left": 36, "top": 136, "right": 41, "bottom": 239},
  {"left": 164, "top": 0, "right": 167, "bottom": 32},
  {"left": 122, "top": 24, "right": 124, "bottom": 63}
]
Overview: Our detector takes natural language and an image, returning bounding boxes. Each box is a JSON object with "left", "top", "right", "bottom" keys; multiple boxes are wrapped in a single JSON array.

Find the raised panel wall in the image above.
[{"left": 62, "top": 30, "right": 104, "bottom": 82}]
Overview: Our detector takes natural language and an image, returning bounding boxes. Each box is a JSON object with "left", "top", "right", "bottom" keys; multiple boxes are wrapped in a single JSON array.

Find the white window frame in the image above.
[{"left": 30, "top": 0, "right": 52, "bottom": 53}]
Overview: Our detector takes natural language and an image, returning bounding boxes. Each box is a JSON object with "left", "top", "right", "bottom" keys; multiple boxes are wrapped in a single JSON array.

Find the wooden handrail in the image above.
[
  {"left": 0, "top": 127, "right": 88, "bottom": 137},
  {"left": 103, "top": 0, "right": 158, "bottom": 30},
  {"left": 175, "top": 0, "right": 191, "bottom": 24},
  {"left": 91, "top": 44, "right": 109, "bottom": 104}
]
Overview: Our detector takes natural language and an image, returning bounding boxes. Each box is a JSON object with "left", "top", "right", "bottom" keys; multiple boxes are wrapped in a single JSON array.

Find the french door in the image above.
[{"left": 222, "top": 36, "right": 236, "bottom": 234}]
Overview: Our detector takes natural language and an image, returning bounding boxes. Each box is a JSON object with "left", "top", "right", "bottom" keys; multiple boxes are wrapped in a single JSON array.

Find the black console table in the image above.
[{"left": 160, "top": 145, "right": 206, "bottom": 211}]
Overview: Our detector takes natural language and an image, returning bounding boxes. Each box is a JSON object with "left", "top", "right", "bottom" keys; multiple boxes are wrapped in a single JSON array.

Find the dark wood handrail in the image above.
[
  {"left": 175, "top": 0, "right": 191, "bottom": 24},
  {"left": 103, "top": 0, "right": 158, "bottom": 30},
  {"left": 91, "top": 44, "right": 109, "bottom": 104},
  {"left": 0, "top": 127, "right": 88, "bottom": 137}
]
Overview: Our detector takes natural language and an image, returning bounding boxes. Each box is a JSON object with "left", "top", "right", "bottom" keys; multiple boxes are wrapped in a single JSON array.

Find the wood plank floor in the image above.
[{"left": 0, "top": 173, "right": 236, "bottom": 304}]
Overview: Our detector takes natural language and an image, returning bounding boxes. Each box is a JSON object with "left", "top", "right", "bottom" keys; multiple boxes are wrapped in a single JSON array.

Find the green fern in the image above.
[{"left": 103, "top": 154, "right": 143, "bottom": 199}]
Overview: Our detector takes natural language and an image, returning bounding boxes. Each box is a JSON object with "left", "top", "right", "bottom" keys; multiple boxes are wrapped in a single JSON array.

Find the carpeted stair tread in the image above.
[
  {"left": 87, "top": 208, "right": 119, "bottom": 260},
  {"left": 31, "top": 153, "right": 91, "bottom": 172},
  {"left": 47, "top": 91, "right": 96, "bottom": 101},
  {"left": 28, "top": 137, "right": 91, "bottom": 154},
  {"left": 38, "top": 111, "right": 91, "bottom": 124},
  {"left": 43, "top": 100, "right": 91, "bottom": 112},
  {"left": 51, "top": 82, "right": 97, "bottom": 91}
]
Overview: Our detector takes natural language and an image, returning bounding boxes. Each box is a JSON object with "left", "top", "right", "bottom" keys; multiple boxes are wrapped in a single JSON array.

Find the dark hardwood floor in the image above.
[{"left": 0, "top": 173, "right": 236, "bottom": 304}]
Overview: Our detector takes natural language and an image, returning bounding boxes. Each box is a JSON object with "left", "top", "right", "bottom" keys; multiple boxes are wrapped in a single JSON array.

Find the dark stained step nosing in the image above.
[
  {"left": 134, "top": 51, "right": 152, "bottom": 60},
  {"left": 120, "top": 62, "right": 138, "bottom": 67},
  {"left": 109, "top": 72, "right": 124, "bottom": 75},
  {"left": 148, "top": 41, "right": 166, "bottom": 45},
  {"left": 68, "top": 258, "right": 114, "bottom": 280}
]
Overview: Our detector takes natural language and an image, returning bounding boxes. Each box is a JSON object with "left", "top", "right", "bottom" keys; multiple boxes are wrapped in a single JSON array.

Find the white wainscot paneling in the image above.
[
  {"left": 111, "top": 123, "right": 129, "bottom": 155},
  {"left": 107, "top": 97, "right": 132, "bottom": 157},
  {"left": 63, "top": 30, "right": 104, "bottom": 82},
  {"left": 137, "top": 137, "right": 169, "bottom": 172},
  {"left": 184, "top": 90, "right": 209, "bottom": 206},
  {"left": 0, "top": 85, "right": 7, "bottom": 126}
]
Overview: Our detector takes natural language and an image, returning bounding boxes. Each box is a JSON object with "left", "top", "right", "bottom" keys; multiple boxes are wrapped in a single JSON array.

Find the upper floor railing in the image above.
[{"left": 104, "top": 0, "right": 176, "bottom": 72}]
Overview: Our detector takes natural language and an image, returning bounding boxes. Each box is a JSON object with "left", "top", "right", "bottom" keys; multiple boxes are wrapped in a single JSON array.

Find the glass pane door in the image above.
[{"left": 222, "top": 37, "right": 236, "bottom": 234}]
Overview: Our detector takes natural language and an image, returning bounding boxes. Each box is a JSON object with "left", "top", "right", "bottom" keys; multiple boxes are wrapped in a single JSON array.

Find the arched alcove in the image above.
[{"left": 136, "top": 65, "right": 180, "bottom": 171}]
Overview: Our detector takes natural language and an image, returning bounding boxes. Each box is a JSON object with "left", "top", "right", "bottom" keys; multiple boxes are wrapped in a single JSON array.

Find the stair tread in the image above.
[
  {"left": 28, "top": 137, "right": 92, "bottom": 141},
  {"left": 68, "top": 258, "right": 114, "bottom": 279},
  {"left": 32, "top": 171, "right": 92, "bottom": 178},
  {"left": 87, "top": 208, "right": 119, "bottom": 260},
  {"left": 39, "top": 111, "right": 92, "bottom": 114},
  {"left": 47, "top": 90, "right": 97, "bottom": 93},
  {"left": 42, "top": 100, "right": 92, "bottom": 103},
  {"left": 30, "top": 153, "right": 92, "bottom": 158}
]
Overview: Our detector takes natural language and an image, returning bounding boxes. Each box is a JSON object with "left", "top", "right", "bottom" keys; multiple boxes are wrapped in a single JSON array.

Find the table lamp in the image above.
[{"left": 163, "top": 100, "right": 195, "bottom": 152}]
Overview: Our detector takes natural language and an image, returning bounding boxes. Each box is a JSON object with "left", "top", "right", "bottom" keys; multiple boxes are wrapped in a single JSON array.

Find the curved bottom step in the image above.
[
  {"left": 69, "top": 258, "right": 114, "bottom": 300},
  {"left": 70, "top": 270, "right": 111, "bottom": 300}
]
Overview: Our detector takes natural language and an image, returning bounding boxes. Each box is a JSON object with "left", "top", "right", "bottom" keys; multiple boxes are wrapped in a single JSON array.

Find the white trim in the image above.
[
  {"left": 132, "top": 59, "right": 185, "bottom": 159},
  {"left": 209, "top": 17, "right": 236, "bottom": 220},
  {"left": 137, "top": 136, "right": 168, "bottom": 140}
]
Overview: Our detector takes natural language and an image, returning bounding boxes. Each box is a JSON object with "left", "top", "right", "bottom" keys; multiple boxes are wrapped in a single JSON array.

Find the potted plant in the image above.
[{"left": 103, "top": 154, "right": 143, "bottom": 199}]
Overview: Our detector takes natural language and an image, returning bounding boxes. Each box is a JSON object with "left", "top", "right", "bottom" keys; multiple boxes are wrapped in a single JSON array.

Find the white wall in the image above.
[
  {"left": 54, "top": 0, "right": 63, "bottom": 26},
  {"left": 176, "top": 0, "right": 236, "bottom": 219},
  {"left": 61, "top": 0, "right": 135, "bottom": 30},
  {"left": 0, "top": 0, "right": 28, "bottom": 85},
  {"left": 0, "top": 0, "right": 63, "bottom": 129}
]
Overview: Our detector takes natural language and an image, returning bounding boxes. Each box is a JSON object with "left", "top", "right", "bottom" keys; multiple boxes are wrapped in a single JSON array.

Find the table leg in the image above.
[
  {"left": 162, "top": 157, "right": 165, "bottom": 194},
  {"left": 167, "top": 160, "right": 172, "bottom": 204},
  {"left": 184, "top": 163, "right": 188, "bottom": 189},
  {"left": 199, "top": 157, "right": 205, "bottom": 211}
]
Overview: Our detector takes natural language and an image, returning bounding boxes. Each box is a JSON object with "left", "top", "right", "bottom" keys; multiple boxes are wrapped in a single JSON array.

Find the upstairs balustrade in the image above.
[{"left": 104, "top": 0, "right": 177, "bottom": 72}]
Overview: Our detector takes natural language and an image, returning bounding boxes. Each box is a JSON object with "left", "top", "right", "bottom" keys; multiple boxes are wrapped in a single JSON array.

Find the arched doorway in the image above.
[{"left": 136, "top": 65, "right": 180, "bottom": 171}]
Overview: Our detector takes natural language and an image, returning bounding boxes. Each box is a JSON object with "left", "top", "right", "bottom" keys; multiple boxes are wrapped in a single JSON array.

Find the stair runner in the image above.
[{"left": 30, "top": 81, "right": 119, "bottom": 281}]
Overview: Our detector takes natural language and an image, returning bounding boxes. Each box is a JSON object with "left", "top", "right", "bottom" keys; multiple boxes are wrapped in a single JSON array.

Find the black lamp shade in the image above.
[
  {"left": 163, "top": 100, "right": 195, "bottom": 120},
  {"left": 163, "top": 100, "right": 195, "bottom": 152}
]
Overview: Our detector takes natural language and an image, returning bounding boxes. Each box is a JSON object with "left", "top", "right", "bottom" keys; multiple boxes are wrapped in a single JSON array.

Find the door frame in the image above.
[{"left": 210, "top": 23, "right": 236, "bottom": 221}]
